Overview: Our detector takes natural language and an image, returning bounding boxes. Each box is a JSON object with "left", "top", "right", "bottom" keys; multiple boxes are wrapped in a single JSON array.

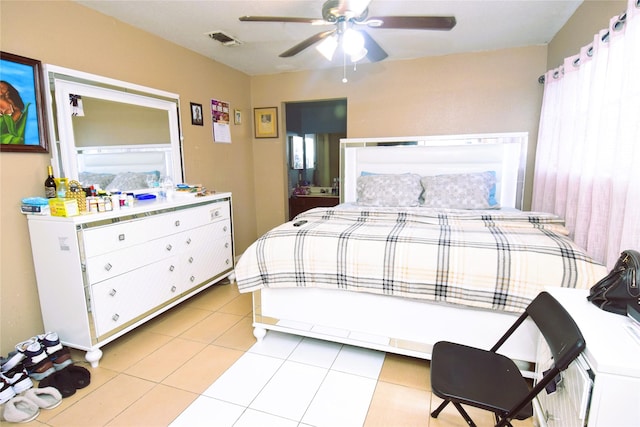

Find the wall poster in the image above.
[{"left": 210, "top": 99, "right": 231, "bottom": 143}]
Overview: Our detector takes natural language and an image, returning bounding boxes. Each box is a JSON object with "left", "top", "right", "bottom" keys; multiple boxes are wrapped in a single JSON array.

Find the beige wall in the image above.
[
  {"left": 0, "top": 0, "right": 621, "bottom": 355},
  {"left": 251, "top": 47, "right": 548, "bottom": 235},
  {"left": 547, "top": 0, "right": 627, "bottom": 69}
]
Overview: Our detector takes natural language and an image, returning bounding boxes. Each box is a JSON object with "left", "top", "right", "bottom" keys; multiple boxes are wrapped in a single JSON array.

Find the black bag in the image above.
[{"left": 587, "top": 249, "right": 640, "bottom": 315}]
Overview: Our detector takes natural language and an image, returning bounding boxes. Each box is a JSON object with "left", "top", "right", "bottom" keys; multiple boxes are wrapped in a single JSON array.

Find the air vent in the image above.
[{"left": 206, "top": 31, "right": 242, "bottom": 46}]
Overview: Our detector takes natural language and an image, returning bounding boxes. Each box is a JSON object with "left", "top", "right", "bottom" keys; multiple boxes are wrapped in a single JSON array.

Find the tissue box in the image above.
[{"left": 49, "top": 198, "right": 80, "bottom": 217}]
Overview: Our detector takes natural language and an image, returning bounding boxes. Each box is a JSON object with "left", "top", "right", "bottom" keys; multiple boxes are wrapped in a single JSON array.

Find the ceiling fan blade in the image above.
[
  {"left": 239, "top": 16, "right": 318, "bottom": 24},
  {"left": 279, "top": 29, "right": 337, "bottom": 58},
  {"left": 360, "top": 31, "right": 387, "bottom": 62},
  {"left": 369, "top": 16, "right": 456, "bottom": 30}
]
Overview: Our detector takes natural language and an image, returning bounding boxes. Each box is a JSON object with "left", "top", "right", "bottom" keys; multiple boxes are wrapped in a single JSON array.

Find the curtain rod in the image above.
[{"left": 538, "top": 2, "right": 636, "bottom": 84}]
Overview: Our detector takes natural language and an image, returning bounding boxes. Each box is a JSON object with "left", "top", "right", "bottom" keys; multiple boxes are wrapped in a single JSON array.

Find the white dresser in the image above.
[
  {"left": 534, "top": 288, "right": 640, "bottom": 427},
  {"left": 27, "top": 193, "right": 234, "bottom": 367}
]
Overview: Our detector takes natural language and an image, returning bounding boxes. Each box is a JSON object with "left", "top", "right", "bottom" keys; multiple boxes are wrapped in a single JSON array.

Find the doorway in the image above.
[{"left": 285, "top": 99, "right": 347, "bottom": 219}]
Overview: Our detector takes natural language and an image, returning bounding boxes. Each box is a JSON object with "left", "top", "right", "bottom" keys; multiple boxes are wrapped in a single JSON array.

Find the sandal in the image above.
[
  {"left": 37, "top": 365, "right": 90, "bottom": 398},
  {"left": 1, "top": 396, "right": 39, "bottom": 423},
  {"left": 23, "top": 386, "right": 62, "bottom": 409},
  {"left": 64, "top": 365, "right": 91, "bottom": 390},
  {"left": 37, "top": 369, "right": 75, "bottom": 398}
]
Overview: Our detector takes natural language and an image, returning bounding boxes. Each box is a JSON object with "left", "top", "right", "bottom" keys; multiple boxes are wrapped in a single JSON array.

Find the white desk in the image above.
[{"left": 539, "top": 288, "right": 640, "bottom": 427}]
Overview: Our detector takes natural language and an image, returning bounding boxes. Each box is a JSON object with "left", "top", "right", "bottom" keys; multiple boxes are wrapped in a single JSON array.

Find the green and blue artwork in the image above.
[{"left": 0, "top": 57, "right": 39, "bottom": 146}]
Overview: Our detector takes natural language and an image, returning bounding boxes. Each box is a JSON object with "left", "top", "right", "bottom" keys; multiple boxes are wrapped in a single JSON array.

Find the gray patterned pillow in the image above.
[
  {"left": 357, "top": 174, "right": 423, "bottom": 207},
  {"left": 78, "top": 172, "right": 115, "bottom": 190},
  {"left": 421, "top": 171, "right": 499, "bottom": 209},
  {"left": 105, "top": 171, "right": 161, "bottom": 192}
]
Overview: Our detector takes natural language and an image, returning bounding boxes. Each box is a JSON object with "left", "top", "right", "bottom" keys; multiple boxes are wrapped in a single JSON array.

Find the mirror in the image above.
[
  {"left": 289, "top": 132, "right": 342, "bottom": 188},
  {"left": 285, "top": 99, "right": 346, "bottom": 194},
  {"left": 45, "top": 65, "right": 182, "bottom": 193}
]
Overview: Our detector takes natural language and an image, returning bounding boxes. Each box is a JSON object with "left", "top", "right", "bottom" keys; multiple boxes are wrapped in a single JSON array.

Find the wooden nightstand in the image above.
[{"left": 289, "top": 195, "right": 339, "bottom": 220}]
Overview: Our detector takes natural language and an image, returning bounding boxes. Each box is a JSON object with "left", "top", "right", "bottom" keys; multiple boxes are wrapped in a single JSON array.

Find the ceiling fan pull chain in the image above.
[{"left": 342, "top": 49, "right": 348, "bottom": 83}]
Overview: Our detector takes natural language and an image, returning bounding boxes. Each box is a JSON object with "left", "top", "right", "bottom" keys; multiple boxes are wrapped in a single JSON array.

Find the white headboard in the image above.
[
  {"left": 340, "top": 133, "right": 527, "bottom": 209},
  {"left": 76, "top": 144, "right": 173, "bottom": 176}
]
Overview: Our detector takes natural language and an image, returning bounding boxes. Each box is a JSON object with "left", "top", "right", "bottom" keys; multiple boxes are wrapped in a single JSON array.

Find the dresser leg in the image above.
[
  {"left": 253, "top": 326, "right": 266, "bottom": 342},
  {"left": 85, "top": 348, "right": 103, "bottom": 368}
]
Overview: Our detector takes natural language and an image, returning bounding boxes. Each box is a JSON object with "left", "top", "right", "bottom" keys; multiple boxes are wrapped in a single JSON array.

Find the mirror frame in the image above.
[{"left": 43, "top": 64, "right": 183, "bottom": 189}]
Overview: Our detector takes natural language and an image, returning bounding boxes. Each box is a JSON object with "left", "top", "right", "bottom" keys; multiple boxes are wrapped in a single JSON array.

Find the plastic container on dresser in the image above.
[
  {"left": 26, "top": 193, "right": 235, "bottom": 367},
  {"left": 534, "top": 288, "right": 640, "bottom": 427}
]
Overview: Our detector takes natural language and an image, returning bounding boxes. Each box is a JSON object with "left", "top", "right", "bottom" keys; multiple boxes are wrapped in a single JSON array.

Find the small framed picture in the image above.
[
  {"left": 254, "top": 107, "right": 278, "bottom": 138},
  {"left": 190, "top": 102, "right": 203, "bottom": 126},
  {"left": 0, "top": 51, "right": 50, "bottom": 153},
  {"left": 234, "top": 109, "right": 242, "bottom": 125}
]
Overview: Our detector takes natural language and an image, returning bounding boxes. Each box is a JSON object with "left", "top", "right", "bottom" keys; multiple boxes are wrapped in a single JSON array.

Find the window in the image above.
[{"left": 290, "top": 134, "right": 315, "bottom": 170}]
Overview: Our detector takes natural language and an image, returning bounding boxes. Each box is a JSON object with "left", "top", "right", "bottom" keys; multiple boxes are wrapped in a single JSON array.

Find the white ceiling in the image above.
[{"left": 76, "top": 0, "right": 583, "bottom": 76}]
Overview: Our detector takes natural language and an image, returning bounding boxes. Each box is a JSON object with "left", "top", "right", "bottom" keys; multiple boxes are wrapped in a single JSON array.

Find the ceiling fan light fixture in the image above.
[
  {"left": 342, "top": 28, "right": 365, "bottom": 57},
  {"left": 316, "top": 35, "right": 338, "bottom": 61},
  {"left": 350, "top": 47, "right": 368, "bottom": 63}
]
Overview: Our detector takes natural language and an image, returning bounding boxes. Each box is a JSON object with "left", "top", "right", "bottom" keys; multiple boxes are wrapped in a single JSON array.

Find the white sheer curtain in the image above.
[{"left": 532, "top": 0, "right": 640, "bottom": 269}]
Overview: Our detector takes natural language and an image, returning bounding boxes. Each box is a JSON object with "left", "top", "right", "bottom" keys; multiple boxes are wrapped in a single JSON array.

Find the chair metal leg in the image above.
[
  {"left": 430, "top": 399, "right": 450, "bottom": 418},
  {"left": 452, "top": 402, "right": 477, "bottom": 427}
]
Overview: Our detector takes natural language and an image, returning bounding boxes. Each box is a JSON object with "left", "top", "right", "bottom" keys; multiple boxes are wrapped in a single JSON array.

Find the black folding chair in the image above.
[{"left": 430, "top": 291, "right": 585, "bottom": 427}]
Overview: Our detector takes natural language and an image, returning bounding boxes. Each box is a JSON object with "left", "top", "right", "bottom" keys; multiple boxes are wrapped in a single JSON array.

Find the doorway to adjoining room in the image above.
[{"left": 285, "top": 99, "right": 347, "bottom": 220}]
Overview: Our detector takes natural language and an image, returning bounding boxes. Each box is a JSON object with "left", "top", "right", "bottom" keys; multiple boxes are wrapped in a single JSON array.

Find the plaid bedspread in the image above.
[{"left": 235, "top": 206, "right": 607, "bottom": 313}]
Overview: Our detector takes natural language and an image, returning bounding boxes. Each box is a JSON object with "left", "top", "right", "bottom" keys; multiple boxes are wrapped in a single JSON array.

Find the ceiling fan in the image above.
[{"left": 239, "top": 0, "right": 456, "bottom": 64}]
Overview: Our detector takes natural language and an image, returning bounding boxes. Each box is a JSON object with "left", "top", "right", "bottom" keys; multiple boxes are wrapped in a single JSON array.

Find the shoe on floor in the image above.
[
  {"left": 1, "top": 395, "right": 39, "bottom": 423},
  {"left": 1, "top": 367, "right": 33, "bottom": 394},
  {"left": 1, "top": 352, "right": 25, "bottom": 374},
  {"left": 36, "top": 332, "right": 73, "bottom": 371},
  {"left": 22, "top": 387, "right": 62, "bottom": 410},
  {"left": 0, "top": 377, "right": 16, "bottom": 405},
  {"left": 37, "top": 368, "right": 75, "bottom": 398},
  {"left": 15, "top": 338, "right": 55, "bottom": 381}
]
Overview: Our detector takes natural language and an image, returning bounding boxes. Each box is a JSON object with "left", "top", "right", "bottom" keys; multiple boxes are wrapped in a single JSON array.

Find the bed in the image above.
[{"left": 235, "top": 133, "right": 606, "bottom": 375}]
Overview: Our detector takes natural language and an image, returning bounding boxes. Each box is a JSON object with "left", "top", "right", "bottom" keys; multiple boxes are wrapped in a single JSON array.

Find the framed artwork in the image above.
[
  {"left": 254, "top": 107, "right": 278, "bottom": 138},
  {"left": 234, "top": 109, "right": 242, "bottom": 125},
  {"left": 190, "top": 102, "right": 203, "bottom": 126},
  {"left": 0, "top": 51, "right": 49, "bottom": 152}
]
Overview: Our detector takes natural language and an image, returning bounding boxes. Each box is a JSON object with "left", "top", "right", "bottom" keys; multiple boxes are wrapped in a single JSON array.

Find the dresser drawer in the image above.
[
  {"left": 179, "top": 221, "right": 233, "bottom": 292},
  {"left": 90, "top": 257, "right": 179, "bottom": 337},
  {"left": 84, "top": 234, "right": 180, "bottom": 284},
  {"left": 81, "top": 199, "right": 230, "bottom": 258},
  {"left": 174, "top": 200, "right": 230, "bottom": 229},
  {"left": 82, "top": 214, "right": 176, "bottom": 258}
]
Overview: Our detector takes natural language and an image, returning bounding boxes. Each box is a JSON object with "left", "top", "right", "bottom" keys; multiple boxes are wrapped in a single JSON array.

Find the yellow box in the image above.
[{"left": 48, "top": 198, "right": 80, "bottom": 217}]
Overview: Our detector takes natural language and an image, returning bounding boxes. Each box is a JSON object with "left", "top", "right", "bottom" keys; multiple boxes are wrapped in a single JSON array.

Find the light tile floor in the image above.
[{"left": 19, "top": 280, "right": 535, "bottom": 426}]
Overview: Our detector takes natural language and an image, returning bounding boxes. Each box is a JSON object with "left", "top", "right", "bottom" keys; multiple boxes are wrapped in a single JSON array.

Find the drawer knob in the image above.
[
  {"left": 188, "top": 257, "right": 194, "bottom": 263},
  {"left": 118, "top": 234, "right": 125, "bottom": 241},
  {"left": 171, "top": 285, "right": 177, "bottom": 293},
  {"left": 190, "top": 275, "right": 195, "bottom": 282},
  {"left": 175, "top": 220, "right": 181, "bottom": 227},
  {"left": 169, "top": 265, "right": 175, "bottom": 272},
  {"left": 223, "top": 226, "right": 228, "bottom": 232},
  {"left": 109, "top": 289, "right": 117, "bottom": 297},
  {"left": 225, "top": 259, "right": 230, "bottom": 265},
  {"left": 215, "top": 210, "right": 220, "bottom": 217},
  {"left": 225, "top": 242, "right": 229, "bottom": 249},
  {"left": 166, "top": 244, "right": 173, "bottom": 251},
  {"left": 186, "top": 238, "right": 192, "bottom": 245},
  {"left": 104, "top": 263, "right": 113, "bottom": 271},
  {"left": 112, "top": 313, "right": 120, "bottom": 321}
]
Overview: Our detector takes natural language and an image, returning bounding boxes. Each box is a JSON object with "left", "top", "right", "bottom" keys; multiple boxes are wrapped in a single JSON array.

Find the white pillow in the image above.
[
  {"left": 357, "top": 174, "right": 423, "bottom": 207},
  {"left": 421, "top": 171, "right": 499, "bottom": 209}
]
